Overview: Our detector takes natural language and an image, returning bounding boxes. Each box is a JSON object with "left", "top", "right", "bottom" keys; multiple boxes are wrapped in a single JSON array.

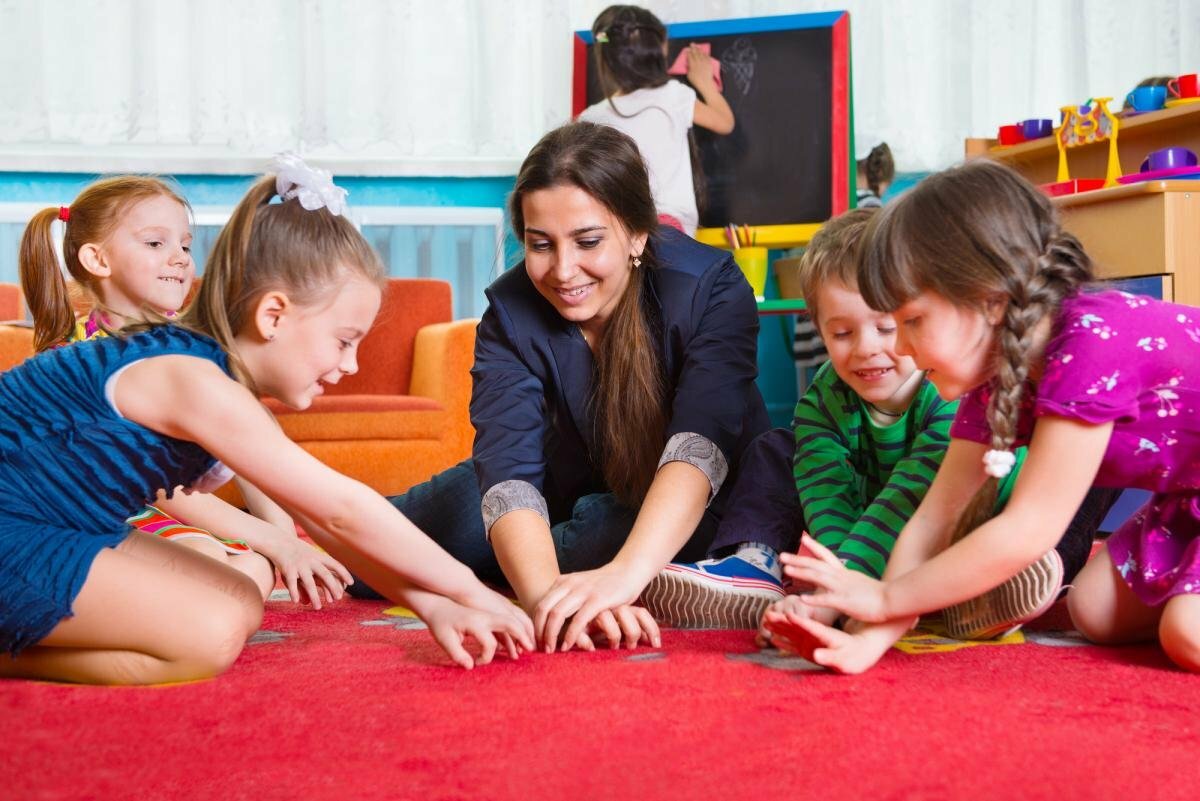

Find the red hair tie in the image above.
[{"left": 58, "top": 206, "right": 70, "bottom": 222}]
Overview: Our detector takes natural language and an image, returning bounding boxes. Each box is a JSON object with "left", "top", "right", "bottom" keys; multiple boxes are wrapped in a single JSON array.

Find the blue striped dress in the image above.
[{"left": 0, "top": 325, "right": 231, "bottom": 655}]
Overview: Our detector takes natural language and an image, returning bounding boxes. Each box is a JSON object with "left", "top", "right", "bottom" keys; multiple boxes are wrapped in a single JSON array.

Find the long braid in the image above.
[{"left": 948, "top": 229, "right": 1093, "bottom": 544}]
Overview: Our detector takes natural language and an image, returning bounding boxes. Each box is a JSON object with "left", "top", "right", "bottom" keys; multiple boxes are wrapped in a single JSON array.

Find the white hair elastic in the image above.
[
  {"left": 982, "top": 449, "right": 1017, "bottom": 479},
  {"left": 271, "top": 153, "right": 349, "bottom": 217}
]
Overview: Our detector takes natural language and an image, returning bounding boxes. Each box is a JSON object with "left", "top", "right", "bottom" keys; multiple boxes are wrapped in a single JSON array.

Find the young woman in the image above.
[{"left": 354, "top": 121, "right": 770, "bottom": 653}]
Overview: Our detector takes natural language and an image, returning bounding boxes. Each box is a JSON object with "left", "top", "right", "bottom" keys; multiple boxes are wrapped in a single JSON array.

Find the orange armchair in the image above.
[
  {"left": 0, "top": 282, "right": 22, "bottom": 322},
  {"left": 0, "top": 324, "right": 34, "bottom": 372},
  {"left": 259, "top": 277, "right": 478, "bottom": 497}
]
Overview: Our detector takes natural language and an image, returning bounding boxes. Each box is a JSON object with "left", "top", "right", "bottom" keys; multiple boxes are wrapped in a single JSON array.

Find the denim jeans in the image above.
[{"left": 348, "top": 460, "right": 719, "bottom": 599}]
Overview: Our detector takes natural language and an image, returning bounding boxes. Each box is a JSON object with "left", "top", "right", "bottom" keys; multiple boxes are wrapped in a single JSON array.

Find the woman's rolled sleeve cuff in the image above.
[
  {"left": 481, "top": 479, "right": 550, "bottom": 539},
  {"left": 657, "top": 431, "right": 728, "bottom": 504}
]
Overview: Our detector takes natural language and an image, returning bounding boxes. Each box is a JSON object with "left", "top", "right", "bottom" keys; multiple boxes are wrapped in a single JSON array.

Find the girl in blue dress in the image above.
[
  {"left": 20, "top": 175, "right": 323, "bottom": 603},
  {"left": 0, "top": 158, "right": 533, "bottom": 684}
]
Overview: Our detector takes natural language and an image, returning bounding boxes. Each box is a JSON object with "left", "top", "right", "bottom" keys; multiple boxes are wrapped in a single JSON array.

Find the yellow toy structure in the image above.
[{"left": 1056, "top": 97, "right": 1122, "bottom": 187}]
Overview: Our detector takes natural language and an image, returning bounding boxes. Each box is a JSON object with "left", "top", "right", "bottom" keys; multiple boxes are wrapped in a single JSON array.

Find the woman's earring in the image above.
[{"left": 632, "top": 255, "right": 642, "bottom": 269}]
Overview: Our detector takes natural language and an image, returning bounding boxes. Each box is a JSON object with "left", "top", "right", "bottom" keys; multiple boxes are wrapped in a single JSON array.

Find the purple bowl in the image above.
[
  {"left": 1141, "top": 146, "right": 1199, "bottom": 173},
  {"left": 1021, "top": 118, "right": 1053, "bottom": 140}
]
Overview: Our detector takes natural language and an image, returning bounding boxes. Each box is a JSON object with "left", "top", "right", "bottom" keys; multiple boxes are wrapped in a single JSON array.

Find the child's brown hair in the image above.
[
  {"left": 182, "top": 173, "right": 384, "bottom": 391},
  {"left": 798, "top": 207, "right": 878, "bottom": 326},
  {"left": 18, "top": 176, "right": 190, "bottom": 352},
  {"left": 858, "top": 143, "right": 895, "bottom": 198}
]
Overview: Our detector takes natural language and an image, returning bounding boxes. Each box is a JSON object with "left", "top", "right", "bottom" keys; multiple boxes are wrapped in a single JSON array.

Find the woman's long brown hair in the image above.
[{"left": 510, "top": 121, "right": 666, "bottom": 507}]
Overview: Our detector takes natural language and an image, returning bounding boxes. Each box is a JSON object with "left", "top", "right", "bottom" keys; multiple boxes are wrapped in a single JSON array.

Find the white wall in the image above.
[{"left": 1, "top": 0, "right": 1197, "bottom": 175}]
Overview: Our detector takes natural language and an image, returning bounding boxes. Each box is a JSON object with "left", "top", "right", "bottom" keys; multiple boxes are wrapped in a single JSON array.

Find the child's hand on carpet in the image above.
[
  {"left": 784, "top": 615, "right": 913, "bottom": 674},
  {"left": 780, "top": 535, "right": 891, "bottom": 623},
  {"left": 459, "top": 585, "right": 536, "bottom": 650},
  {"left": 424, "top": 595, "right": 535, "bottom": 669},
  {"left": 261, "top": 530, "right": 353, "bottom": 610},
  {"left": 756, "top": 595, "right": 838, "bottom": 648}
]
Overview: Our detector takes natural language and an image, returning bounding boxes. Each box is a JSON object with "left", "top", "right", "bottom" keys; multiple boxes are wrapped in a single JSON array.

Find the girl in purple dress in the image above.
[{"left": 776, "top": 159, "right": 1200, "bottom": 673}]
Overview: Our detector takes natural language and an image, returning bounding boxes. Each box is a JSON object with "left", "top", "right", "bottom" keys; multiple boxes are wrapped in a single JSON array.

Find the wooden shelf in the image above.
[
  {"left": 1052, "top": 180, "right": 1200, "bottom": 305},
  {"left": 968, "top": 104, "right": 1200, "bottom": 308},
  {"left": 756, "top": 298, "right": 808, "bottom": 316},
  {"left": 695, "top": 222, "right": 823, "bottom": 250},
  {"left": 968, "top": 102, "right": 1200, "bottom": 186}
]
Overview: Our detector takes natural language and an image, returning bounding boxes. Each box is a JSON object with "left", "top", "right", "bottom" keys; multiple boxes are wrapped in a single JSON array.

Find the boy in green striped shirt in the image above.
[{"left": 641, "top": 208, "right": 1110, "bottom": 638}]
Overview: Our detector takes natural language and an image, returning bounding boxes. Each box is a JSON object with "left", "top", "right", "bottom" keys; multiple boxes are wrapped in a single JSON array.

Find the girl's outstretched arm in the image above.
[
  {"left": 234, "top": 475, "right": 295, "bottom": 533},
  {"left": 791, "top": 416, "right": 1113, "bottom": 623},
  {"left": 291, "top": 506, "right": 531, "bottom": 669},
  {"left": 686, "top": 44, "right": 734, "bottom": 134},
  {"left": 152, "top": 487, "right": 350, "bottom": 607},
  {"left": 114, "top": 355, "right": 534, "bottom": 656}
]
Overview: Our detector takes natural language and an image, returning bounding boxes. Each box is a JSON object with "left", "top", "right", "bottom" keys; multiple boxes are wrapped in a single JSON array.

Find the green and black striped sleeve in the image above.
[
  {"left": 835, "top": 386, "right": 958, "bottom": 578},
  {"left": 792, "top": 365, "right": 867, "bottom": 555}
]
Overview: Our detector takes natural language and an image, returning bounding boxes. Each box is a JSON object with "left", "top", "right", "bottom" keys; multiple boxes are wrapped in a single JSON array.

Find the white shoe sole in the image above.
[
  {"left": 942, "top": 549, "right": 1064, "bottom": 640},
  {"left": 640, "top": 567, "right": 785, "bottom": 630}
]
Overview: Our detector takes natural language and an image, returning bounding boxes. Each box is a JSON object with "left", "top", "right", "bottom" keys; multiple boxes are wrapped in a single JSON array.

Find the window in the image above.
[{"left": 0, "top": 203, "right": 504, "bottom": 320}]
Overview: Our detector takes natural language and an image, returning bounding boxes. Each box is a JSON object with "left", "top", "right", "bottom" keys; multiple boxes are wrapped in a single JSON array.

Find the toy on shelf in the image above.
[
  {"left": 1116, "top": 146, "right": 1200, "bottom": 184},
  {"left": 1055, "top": 97, "right": 1122, "bottom": 188}
]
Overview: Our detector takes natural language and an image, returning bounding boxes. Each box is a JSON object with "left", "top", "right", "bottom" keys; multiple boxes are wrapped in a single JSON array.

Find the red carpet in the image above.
[{"left": 3, "top": 596, "right": 1195, "bottom": 801}]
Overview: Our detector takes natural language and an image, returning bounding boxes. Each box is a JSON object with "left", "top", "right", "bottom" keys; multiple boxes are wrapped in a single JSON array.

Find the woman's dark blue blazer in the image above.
[{"left": 470, "top": 225, "right": 770, "bottom": 523}]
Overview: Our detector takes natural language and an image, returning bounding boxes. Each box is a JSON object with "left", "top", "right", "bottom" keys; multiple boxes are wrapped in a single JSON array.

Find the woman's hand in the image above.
[
  {"left": 780, "top": 535, "right": 892, "bottom": 623},
  {"left": 421, "top": 594, "right": 535, "bottom": 670},
  {"left": 532, "top": 566, "right": 661, "bottom": 653},
  {"left": 257, "top": 527, "right": 353, "bottom": 610}
]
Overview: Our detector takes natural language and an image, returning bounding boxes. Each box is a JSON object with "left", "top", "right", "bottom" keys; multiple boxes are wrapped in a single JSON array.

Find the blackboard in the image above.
[{"left": 573, "top": 12, "right": 852, "bottom": 231}]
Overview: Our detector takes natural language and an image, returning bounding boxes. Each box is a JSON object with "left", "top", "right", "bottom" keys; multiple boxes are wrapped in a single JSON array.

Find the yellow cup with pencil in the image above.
[{"left": 726, "top": 224, "right": 766, "bottom": 300}]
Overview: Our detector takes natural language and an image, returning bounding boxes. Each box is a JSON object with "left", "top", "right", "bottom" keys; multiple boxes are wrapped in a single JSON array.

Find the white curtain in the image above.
[{"left": 1, "top": 0, "right": 1198, "bottom": 175}]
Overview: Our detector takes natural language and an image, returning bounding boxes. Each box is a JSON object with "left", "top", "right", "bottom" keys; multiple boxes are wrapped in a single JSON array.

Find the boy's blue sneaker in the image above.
[{"left": 639, "top": 554, "right": 785, "bottom": 630}]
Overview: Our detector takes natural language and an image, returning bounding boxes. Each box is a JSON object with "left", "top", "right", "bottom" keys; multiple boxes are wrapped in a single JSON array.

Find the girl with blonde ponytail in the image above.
[
  {"left": 0, "top": 158, "right": 532, "bottom": 685},
  {"left": 17, "top": 176, "right": 325, "bottom": 604},
  {"left": 781, "top": 159, "right": 1200, "bottom": 674},
  {"left": 20, "top": 177, "right": 196, "bottom": 352}
]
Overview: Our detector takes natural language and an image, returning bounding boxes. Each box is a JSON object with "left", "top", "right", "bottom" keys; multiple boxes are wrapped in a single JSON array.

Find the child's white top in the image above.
[{"left": 579, "top": 81, "right": 699, "bottom": 234}]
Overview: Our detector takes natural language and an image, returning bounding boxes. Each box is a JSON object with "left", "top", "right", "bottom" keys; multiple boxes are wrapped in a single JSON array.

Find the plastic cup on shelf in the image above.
[
  {"left": 1140, "top": 146, "right": 1199, "bottom": 173},
  {"left": 733, "top": 246, "right": 768, "bottom": 301},
  {"left": 1126, "top": 85, "right": 1167, "bottom": 112},
  {"left": 997, "top": 124, "right": 1025, "bottom": 146},
  {"left": 1020, "top": 118, "right": 1054, "bottom": 139},
  {"left": 1168, "top": 73, "right": 1199, "bottom": 99}
]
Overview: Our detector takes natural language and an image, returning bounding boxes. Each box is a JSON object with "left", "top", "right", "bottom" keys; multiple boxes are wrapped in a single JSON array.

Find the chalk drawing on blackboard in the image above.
[{"left": 722, "top": 38, "right": 758, "bottom": 96}]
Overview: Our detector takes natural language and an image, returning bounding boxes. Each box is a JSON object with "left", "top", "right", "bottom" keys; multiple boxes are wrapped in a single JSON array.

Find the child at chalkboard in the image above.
[
  {"left": 856, "top": 141, "right": 894, "bottom": 208},
  {"left": 578, "top": 5, "right": 735, "bottom": 236}
]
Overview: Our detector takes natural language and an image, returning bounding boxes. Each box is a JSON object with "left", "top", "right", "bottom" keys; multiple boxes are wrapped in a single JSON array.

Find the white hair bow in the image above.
[{"left": 271, "top": 153, "right": 349, "bottom": 217}]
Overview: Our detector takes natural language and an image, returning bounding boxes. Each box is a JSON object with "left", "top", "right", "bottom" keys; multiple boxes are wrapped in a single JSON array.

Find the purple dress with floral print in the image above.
[{"left": 951, "top": 290, "right": 1200, "bottom": 606}]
